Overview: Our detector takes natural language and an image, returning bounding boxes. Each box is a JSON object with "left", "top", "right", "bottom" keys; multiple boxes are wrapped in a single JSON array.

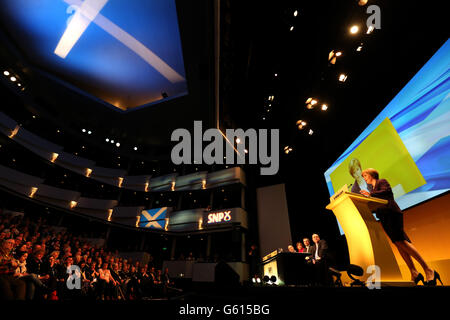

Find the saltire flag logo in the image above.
[{"left": 140, "top": 207, "right": 168, "bottom": 229}]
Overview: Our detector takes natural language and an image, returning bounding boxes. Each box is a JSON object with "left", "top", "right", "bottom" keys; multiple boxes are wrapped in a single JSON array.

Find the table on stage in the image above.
[{"left": 262, "top": 251, "right": 312, "bottom": 285}]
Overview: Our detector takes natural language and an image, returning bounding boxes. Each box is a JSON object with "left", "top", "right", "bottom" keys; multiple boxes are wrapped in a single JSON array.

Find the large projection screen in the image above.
[{"left": 324, "top": 39, "right": 450, "bottom": 216}]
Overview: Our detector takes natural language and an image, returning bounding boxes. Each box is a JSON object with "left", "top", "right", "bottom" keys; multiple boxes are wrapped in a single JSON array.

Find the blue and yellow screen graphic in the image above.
[{"left": 325, "top": 39, "right": 450, "bottom": 212}]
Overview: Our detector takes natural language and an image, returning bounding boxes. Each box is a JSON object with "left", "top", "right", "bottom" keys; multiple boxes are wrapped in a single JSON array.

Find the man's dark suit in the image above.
[{"left": 311, "top": 240, "right": 330, "bottom": 286}]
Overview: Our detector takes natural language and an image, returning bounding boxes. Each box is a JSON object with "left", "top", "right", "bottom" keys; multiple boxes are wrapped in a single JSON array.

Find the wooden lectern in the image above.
[{"left": 326, "top": 185, "right": 412, "bottom": 286}]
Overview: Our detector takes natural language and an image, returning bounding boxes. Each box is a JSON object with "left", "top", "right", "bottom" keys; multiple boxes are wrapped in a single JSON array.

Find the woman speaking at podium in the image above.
[{"left": 360, "top": 168, "right": 442, "bottom": 286}]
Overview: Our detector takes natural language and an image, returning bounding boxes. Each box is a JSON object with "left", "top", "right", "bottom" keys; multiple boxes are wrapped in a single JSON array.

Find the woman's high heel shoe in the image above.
[
  {"left": 413, "top": 273, "right": 425, "bottom": 285},
  {"left": 426, "top": 270, "right": 443, "bottom": 286}
]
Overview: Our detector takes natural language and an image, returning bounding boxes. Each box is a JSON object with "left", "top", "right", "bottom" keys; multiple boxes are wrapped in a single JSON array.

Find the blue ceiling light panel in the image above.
[{"left": 2, "top": 0, "right": 188, "bottom": 111}]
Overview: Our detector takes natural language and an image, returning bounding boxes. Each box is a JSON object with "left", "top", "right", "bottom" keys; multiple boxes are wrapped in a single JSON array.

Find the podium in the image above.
[
  {"left": 262, "top": 251, "right": 312, "bottom": 285},
  {"left": 326, "top": 186, "right": 412, "bottom": 286}
]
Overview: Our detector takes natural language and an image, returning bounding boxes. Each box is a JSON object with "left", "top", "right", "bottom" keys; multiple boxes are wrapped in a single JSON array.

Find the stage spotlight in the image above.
[
  {"left": 105, "top": 138, "right": 109, "bottom": 142},
  {"left": 284, "top": 146, "right": 293, "bottom": 154},
  {"left": 252, "top": 278, "right": 256, "bottom": 283},
  {"left": 3, "top": 70, "right": 10, "bottom": 76},
  {"left": 290, "top": 26, "right": 294, "bottom": 31},
  {"left": 321, "top": 104, "right": 328, "bottom": 111},
  {"left": 236, "top": 137, "right": 241, "bottom": 144},
  {"left": 356, "top": 45, "right": 363, "bottom": 52},
  {"left": 82, "top": 129, "right": 86, "bottom": 133},
  {"left": 274, "top": 73, "right": 278, "bottom": 77},
  {"left": 244, "top": 149, "right": 248, "bottom": 154},
  {"left": 350, "top": 25, "right": 359, "bottom": 34},
  {"left": 339, "top": 73, "right": 348, "bottom": 82},
  {"left": 309, "top": 129, "right": 314, "bottom": 135},
  {"left": 294, "top": 10, "right": 298, "bottom": 17},
  {"left": 116, "top": 142, "right": 120, "bottom": 147},
  {"left": 358, "top": 0, "right": 368, "bottom": 5},
  {"left": 18, "top": 83, "right": 22, "bottom": 87},
  {"left": 10, "top": 76, "right": 17, "bottom": 82},
  {"left": 328, "top": 50, "right": 342, "bottom": 64},
  {"left": 134, "top": 146, "right": 138, "bottom": 151},
  {"left": 88, "top": 130, "right": 92, "bottom": 135},
  {"left": 256, "top": 277, "right": 261, "bottom": 284},
  {"left": 263, "top": 275, "right": 270, "bottom": 283}
]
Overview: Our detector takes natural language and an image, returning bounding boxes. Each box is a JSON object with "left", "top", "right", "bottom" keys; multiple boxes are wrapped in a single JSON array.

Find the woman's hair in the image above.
[
  {"left": 362, "top": 168, "right": 379, "bottom": 179},
  {"left": 296, "top": 242, "right": 304, "bottom": 248},
  {"left": 348, "top": 158, "right": 362, "bottom": 177}
]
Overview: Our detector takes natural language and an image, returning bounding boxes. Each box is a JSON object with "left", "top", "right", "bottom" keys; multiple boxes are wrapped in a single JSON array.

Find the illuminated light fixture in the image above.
[
  {"left": 88, "top": 130, "right": 92, "bottom": 135},
  {"left": 3, "top": 70, "right": 10, "bottom": 76},
  {"left": 18, "top": 83, "right": 22, "bottom": 87},
  {"left": 236, "top": 137, "right": 241, "bottom": 144},
  {"left": 9, "top": 125, "right": 20, "bottom": 138},
  {"left": 290, "top": 26, "right": 294, "bottom": 31},
  {"left": 118, "top": 177, "right": 124, "bottom": 188},
  {"left": 86, "top": 168, "right": 93, "bottom": 177},
  {"left": 105, "top": 138, "right": 109, "bottom": 142},
  {"left": 135, "top": 215, "right": 141, "bottom": 228},
  {"left": 32, "top": 115, "right": 36, "bottom": 119},
  {"left": 134, "top": 146, "right": 138, "bottom": 151},
  {"left": 256, "top": 278, "right": 261, "bottom": 284},
  {"left": 10, "top": 76, "right": 17, "bottom": 82},
  {"left": 309, "top": 129, "right": 314, "bottom": 135},
  {"left": 367, "top": 25, "right": 374, "bottom": 34},
  {"left": 262, "top": 117, "right": 266, "bottom": 120},
  {"left": 311, "top": 99, "right": 318, "bottom": 105},
  {"left": 51, "top": 153, "right": 59, "bottom": 163},
  {"left": 55, "top": 0, "right": 109, "bottom": 58},
  {"left": 358, "top": 0, "right": 368, "bottom": 6},
  {"left": 356, "top": 45, "right": 363, "bottom": 52},
  {"left": 165, "top": 218, "right": 169, "bottom": 231},
  {"left": 268, "top": 95, "right": 274, "bottom": 101},
  {"left": 70, "top": 201, "right": 78, "bottom": 209},
  {"left": 305, "top": 98, "right": 318, "bottom": 109},
  {"left": 110, "top": 140, "right": 114, "bottom": 144},
  {"left": 116, "top": 142, "right": 120, "bottom": 147},
  {"left": 339, "top": 73, "right": 348, "bottom": 82},
  {"left": 350, "top": 25, "right": 359, "bottom": 34},
  {"left": 274, "top": 73, "right": 278, "bottom": 77},
  {"left": 82, "top": 129, "right": 86, "bottom": 133},
  {"left": 145, "top": 182, "right": 149, "bottom": 192},
  {"left": 294, "top": 10, "right": 298, "bottom": 17},
  {"left": 29, "top": 187, "right": 38, "bottom": 198},
  {"left": 284, "top": 146, "right": 293, "bottom": 154},
  {"left": 171, "top": 181, "right": 176, "bottom": 191},
  {"left": 202, "top": 179, "right": 206, "bottom": 189},
  {"left": 198, "top": 218, "right": 203, "bottom": 230},
  {"left": 107, "top": 209, "right": 113, "bottom": 222},
  {"left": 321, "top": 104, "right": 328, "bottom": 111},
  {"left": 244, "top": 149, "right": 249, "bottom": 154},
  {"left": 328, "top": 50, "right": 342, "bottom": 65}
]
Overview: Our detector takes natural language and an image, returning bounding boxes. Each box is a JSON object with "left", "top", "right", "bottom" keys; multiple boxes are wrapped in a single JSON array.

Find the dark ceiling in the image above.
[{"left": 219, "top": 0, "right": 449, "bottom": 240}]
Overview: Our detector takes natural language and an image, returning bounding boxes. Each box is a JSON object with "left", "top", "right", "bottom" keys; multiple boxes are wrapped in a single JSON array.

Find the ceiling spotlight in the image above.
[
  {"left": 309, "top": 129, "right": 314, "bottom": 135},
  {"left": 321, "top": 104, "right": 328, "bottom": 111},
  {"left": 236, "top": 138, "right": 241, "bottom": 144},
  {"left": 116, "top": 142, "right": 120, "bottom": 147},
  {"left": 294, "top": 10, "right": 298, "bottom": 17},
  {"left": 82, "top": 129, "right": 86, "bottom": 133},
  {"left": 290, "top": 26, "right": 294, "bottom": 31},
  {"left": 17, "top": 83, "right": 22, "bottom": 87},
  {"left": 350, "top": 25, "right": 359, "bottom": 34},
  {"left": 32, "top": 115, "right": 36, "bottom": 119},
  {"left": 339, "top": 73, "right": 348, "bottom": 82},
  {"left": 311, "top": 99, "right": 318, "bottom": 105},
  {"left": 105, "top": 138, "right": 109, "bottom": 142},
  {"left": 262, "top": 117, "right": 266, "bottom": 120},
  {"left": 356, "top": 45, "right": 363, "bottom": 52},
  {"left": 274, "top": 73, "right": 278, "bottom": 77},
  {"left": 110, "top": 139, "right": 114, "bottom": 144},
  {"left": 134, "top": 146, "right": 138, "bottom": 151},
  {"left": 328, "top": 50, "right": 342, "bottom": 64},
  {"left": 87, "top": 130, "right": 92, "bottom": 135},
  {"left": 367, "top": 25, "right": 374, "bottom": 34},
  {"left": 358, "top": 0, "right": 368, "bottom": 6},
  {"left": 3, "top": 71, "right": 10, "bottom": 76},
  {"left": 10, "top": 76, "right": 17, "bottom": 82},
  {"left": 244, "top": 149, "right": 248, "bottom": 154},
  {"left": 284, "top": 146, "right": 293, "bottom": 154}
]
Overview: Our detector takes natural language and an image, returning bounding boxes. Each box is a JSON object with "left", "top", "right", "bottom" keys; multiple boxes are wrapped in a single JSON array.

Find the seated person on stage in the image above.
[
  {"left": 311, "top": 233, "right": 330, "bottom": 286},
  {"left": 303, "top": 238, "right": 314, "bottom": 262},
  {"left": 287, "top": 245, "right": 296, "bottom": 253},
  {"left": 296, "top": 242, "right": 305, "bottom": 253}
]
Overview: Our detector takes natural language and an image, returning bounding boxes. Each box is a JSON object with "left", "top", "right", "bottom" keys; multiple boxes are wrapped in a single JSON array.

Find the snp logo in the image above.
[{"left": 66, "top": 265, "right": 82, "bottom": 290}]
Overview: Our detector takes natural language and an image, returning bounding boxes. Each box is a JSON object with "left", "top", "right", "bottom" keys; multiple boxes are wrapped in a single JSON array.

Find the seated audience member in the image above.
[
  {"left": 287, "top": 245, "right": 296, "bottom": 253},
  {"left": 14, "top": 251, "right": 48, "bottom": 300},
  {"left": 296, "top": 242, "right": 305, "bottom": 253},
  {"left": 0, "top": 239, "right": 26, "bottom": 300},
  {"left": 98, "top": 262, "right": 117, "bottom": 300}
]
